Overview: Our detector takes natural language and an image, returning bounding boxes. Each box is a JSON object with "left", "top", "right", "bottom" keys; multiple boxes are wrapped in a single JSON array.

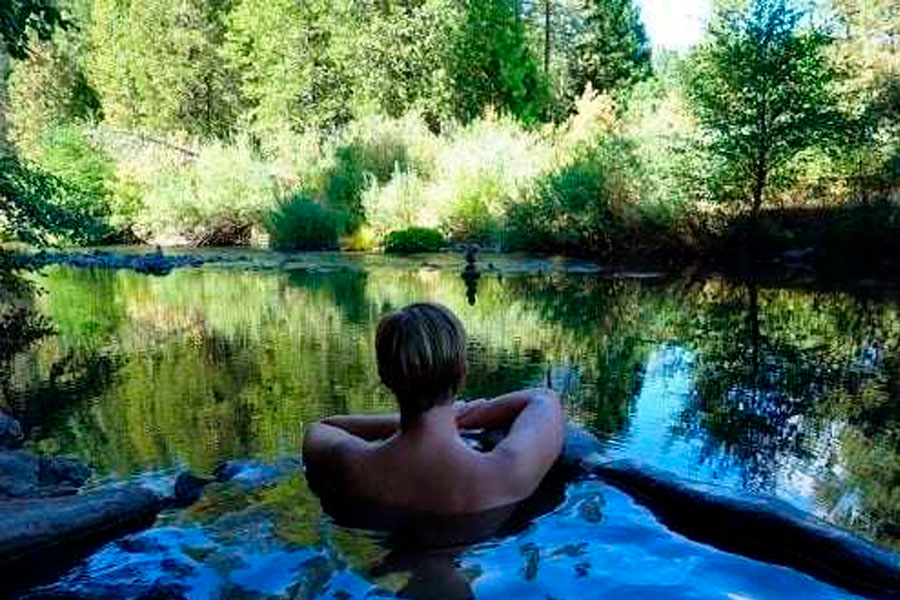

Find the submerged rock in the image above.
[
  {"left": 0, "top": 450, "right": 92, "bottom": 499},
  {"left": 0, "top": 412, "right": 23, "bottom": 449}
]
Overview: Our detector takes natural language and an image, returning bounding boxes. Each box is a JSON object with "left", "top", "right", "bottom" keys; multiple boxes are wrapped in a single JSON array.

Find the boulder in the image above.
[{"left": 0, "top": 486, "right": 164, "bottom": 587}]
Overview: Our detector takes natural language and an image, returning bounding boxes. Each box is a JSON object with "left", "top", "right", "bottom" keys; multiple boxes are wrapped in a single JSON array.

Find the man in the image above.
[{"left": 303, "top": 302, "right": 564, "bottom": 514}]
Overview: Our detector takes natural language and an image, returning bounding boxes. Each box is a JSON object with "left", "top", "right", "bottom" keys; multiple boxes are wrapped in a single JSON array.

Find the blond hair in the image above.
[{"left": 376, "top": 303, "right": 467, "bottom": 420}]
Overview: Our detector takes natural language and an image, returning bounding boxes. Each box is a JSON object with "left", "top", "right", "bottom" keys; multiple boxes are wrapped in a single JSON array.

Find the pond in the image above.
[{"left": 8, "top": 251, "right": 900, "bottom": 599}]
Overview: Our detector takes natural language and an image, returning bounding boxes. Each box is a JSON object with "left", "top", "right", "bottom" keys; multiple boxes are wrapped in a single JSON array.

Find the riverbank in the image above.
[{"left": 11, "top": 240, "right": 900, "bottom": 297}]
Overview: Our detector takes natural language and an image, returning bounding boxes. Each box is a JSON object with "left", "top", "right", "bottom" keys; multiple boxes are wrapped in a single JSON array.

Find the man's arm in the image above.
[
  {"left": 302, "top": 420, "right": 375, "bottom": 495},
  {"left": 476, "top": 388, "right": 564, "bottom": 499},
  {"left": 456, "top": 388, "right": 548, "bottom": 431},
  {"left": 320, "top": 413, "right": 401, "bottom": 441}
]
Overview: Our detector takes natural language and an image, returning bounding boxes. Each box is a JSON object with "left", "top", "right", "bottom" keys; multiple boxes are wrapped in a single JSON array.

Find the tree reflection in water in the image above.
[
  {"left": 9, "top": 261, "right": 900, "bottom": 550},
  {"left": 674, "top": 279, "right": 900, "bottom": 547}
]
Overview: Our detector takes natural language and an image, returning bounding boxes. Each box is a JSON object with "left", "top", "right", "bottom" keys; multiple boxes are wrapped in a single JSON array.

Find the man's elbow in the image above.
[
  {"left": 534, "top": 389, "right": 564, "bottom": 447},
  {"left": 533, "top": 388, "right": 563, "bottom": 418},
  {"left": 302, "top": 421, "right": 331, "bottom": 463}
]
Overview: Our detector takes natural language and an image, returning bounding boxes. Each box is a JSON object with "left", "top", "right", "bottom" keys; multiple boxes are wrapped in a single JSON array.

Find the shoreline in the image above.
[{"left": 8, "top": 246, "right": 900, "bottom": 295}]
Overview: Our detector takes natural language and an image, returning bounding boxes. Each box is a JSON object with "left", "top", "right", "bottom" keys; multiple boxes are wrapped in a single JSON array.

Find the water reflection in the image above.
[{"left": 12, "top": 258, "right": 900, "bottom": 556}]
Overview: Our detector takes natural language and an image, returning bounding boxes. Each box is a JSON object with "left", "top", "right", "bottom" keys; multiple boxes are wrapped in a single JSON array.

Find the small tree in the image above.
[{"left": 686, "top": 0, "right": 842, "bottom": 218}]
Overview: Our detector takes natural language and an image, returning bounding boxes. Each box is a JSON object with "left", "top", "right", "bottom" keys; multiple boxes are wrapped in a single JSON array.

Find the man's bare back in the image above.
[{"left": 304, "top": 388, "right": 563, "bottom": 514}]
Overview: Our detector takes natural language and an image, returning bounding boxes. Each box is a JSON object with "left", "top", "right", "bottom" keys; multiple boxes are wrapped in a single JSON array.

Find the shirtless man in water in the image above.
[{"left": 303, "top": 302, "right": 564, "bottom": 514}]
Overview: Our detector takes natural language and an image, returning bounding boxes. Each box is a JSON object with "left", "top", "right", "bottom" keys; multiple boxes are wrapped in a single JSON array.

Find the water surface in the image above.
[{"left": 9, "top": 252, "right": 900, "bottom": 599}]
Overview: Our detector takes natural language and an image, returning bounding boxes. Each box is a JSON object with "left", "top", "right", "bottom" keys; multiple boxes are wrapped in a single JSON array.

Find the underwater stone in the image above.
[{"left": 0, "top": 412, "right": 23, "bottom": 449}]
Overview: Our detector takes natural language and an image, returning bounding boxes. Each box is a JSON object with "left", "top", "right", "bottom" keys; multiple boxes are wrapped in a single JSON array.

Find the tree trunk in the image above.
[
  {"left": 749, "top": 163, "right": 767, "bottom": 261},
  {"left": 0, "top": 48, "right": 9, "bottom": 151},
  {"left": 544, "top": 0, "right": 552, "bottom": 76}
]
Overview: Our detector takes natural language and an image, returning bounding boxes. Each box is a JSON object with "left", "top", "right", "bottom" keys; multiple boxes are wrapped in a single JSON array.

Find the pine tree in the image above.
[
  {"left": 571, "top": 0, "right": 651, "bottom": 96},
  {"left": 450, "top": 0, "right": 549, "bottom": 123}
]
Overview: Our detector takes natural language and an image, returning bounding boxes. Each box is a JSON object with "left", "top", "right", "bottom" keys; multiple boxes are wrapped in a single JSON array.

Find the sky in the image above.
[{"left": 636, "top": 0, "right": 713, "bottom": 51}]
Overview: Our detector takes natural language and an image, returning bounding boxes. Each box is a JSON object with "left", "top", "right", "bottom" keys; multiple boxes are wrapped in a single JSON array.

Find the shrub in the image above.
[
  {"left": 265, "top": 193, "right": 339, "bottom": 250},
  {"left": 0, "top": 154, "right": 110, "bottom": 245},
  {"left": 441, "top": 184, "right": 503, "bottom": 244},
  {"left": 506, "top": 138, "right": 641, "bottom": 255},
  {"left": 135, "top": 140, "right": 278, "bottom": 246},
  {"left": 32, "top": 125, "right": 117, "bottom": 241},
  {"left": 429, "top": 115, "right": 551, "bottom": 244},
  {"left": 324, "top": 114, "right": 437, "bottom": 234},
  {"left": 383, "top": 227, "right": 445, "bottom": 254},
  {"left": 362, "top": 167, "right": 429, "bottom": 239}
]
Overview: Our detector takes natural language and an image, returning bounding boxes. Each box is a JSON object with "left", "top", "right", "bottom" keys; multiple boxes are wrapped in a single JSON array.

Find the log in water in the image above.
[{"left": 587, "top": 459, "right": 900, "bottom": 600}]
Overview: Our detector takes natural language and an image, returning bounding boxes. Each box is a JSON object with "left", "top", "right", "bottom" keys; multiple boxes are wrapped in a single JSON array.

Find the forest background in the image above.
[{"left": 0, "top": 0, "right": 897, "bottom": 264}]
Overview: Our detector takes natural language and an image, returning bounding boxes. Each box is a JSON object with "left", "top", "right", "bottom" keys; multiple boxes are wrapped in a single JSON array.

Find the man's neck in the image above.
[{"left": 402, "top": 403, "right": 457, "bottom": 438}]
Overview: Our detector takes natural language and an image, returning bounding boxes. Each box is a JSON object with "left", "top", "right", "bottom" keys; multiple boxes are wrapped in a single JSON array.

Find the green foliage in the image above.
[
  {"left": 35, "top": 125, "right": 113, "bottom": 205},
  {"left": 265, "top": 193, "right": 338, "bottom": 250},
  {"left": 685, "top": 0, "right": 844, "bottom": 212},
  {"left": 0, "top": 0, "right": 70, "bottom": 59},
  {"left": 345, "top": 0, "right": 458, "bottom": 127},
  {"left": 323, "top": 115, "right": 434, "bottom": 234},
  {"left": 223, "top": 0, "right": 352, "bottom": 136},
  {"left": 433, "top": 116, "right": 550, "bottom": 244},
  {"left": 88, "top": 0, "right": 240, "bottom": 137},
  {"left": 8, "top": 34, "right": 100, "bottom": 151},
  {"left": 383, "top": 226, "right": 445, "bottom": 254},
  {"left": 506, "top": 138, "right": 643, "bottom": 255},
  {"left": 450, "top": 0, "right": 549, "bottom": 123},
  {"left": 0, "top": 153, "right": 108, "bottom": 244},
  {"left": 361, "top": 168, "right": 427, "bottom": 240},
  {"left": 571, "top": 0, "right": 652, "bottom": 96}
]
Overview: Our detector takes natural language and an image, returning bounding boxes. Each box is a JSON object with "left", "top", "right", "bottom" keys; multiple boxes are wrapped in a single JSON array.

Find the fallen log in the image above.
[{"left": 0, "top": 485, "right": 162, "bottom": 571}]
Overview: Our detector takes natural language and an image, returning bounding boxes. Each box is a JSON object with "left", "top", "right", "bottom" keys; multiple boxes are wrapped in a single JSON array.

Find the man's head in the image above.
[{"left": 376, "top": 303, "right": 467, "bottom": 421}]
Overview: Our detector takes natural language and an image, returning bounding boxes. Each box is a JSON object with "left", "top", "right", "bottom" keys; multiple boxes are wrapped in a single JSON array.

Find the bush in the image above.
[
  {"left": 265, "top": 193, "right": 339, "bottom": 250},
  {"left": 0, "top": 154, "right": 110, "bottom": 245},
  {"left": 32, "top": 125, "right": 117, "bottom": 241},
  {"left": 383, "top": 227, "right": 445, "bottom": 254},
  {"left": 506, "top": 139, "right": 641, "bottom": 255},
  {"left": 324, "top": 115, "right": 437, "bottom": 234},
  {"left": 430, "top": 115, "right": 551, "bottom": 244},
  {"left": 362, "top": 167, "right": 429, "bottom": 239},
  {"left": 135, "top": 140, "right": 278, "bottom": 246}
]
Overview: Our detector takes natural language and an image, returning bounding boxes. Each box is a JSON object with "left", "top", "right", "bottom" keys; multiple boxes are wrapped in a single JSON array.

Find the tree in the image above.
[
  {"left": 0, "top": 0, "right": 70, "bottom": 60},
  {"left": 88, "top": 0, "right": 240, "bottom": 138},
  {"left": 686, "top": 0, "right": 842, "bottom": 218},
  {"left": 342, "top": 0, "right": 459, "bottom": 128},
  {"left": 571, "top": 0, "right": 651, "bottom": 96},
  {"left": 831, "top": 0, "right": 900, "bottom": 188},
  {"left": 450, "top": 0, "right": 549, "bottom": 123},
  {"left": 223, "top": 0, "right": 353, "bottom": 136},
  {"left": 0, "top": 0, "right": 103, "bottom": 246},
  {"left": 7, "top": 0, "right": 100, "bottom": 152}
]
